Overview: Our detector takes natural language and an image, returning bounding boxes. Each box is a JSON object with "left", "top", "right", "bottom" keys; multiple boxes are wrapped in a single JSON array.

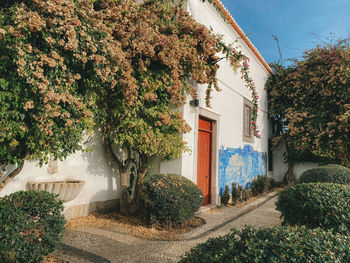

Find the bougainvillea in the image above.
[
  {"left": 266, "top": 41, "right": 350, "bottom": 176},
  {"left": 0, "top": 0, "right": 126, "bottom": 187},
  {"left": 92, "top": 0, "right": 262, "bottom": 214},
  {"left": 95, "top": 0, "right": 262, "bottom": 158},
  {"left": 0, "top": 0, "right": 260, "bottom": 214}
]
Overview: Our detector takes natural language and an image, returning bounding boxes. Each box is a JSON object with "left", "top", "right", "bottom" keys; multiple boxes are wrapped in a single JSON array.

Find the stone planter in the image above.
[{"left": 27, "top": 180, "right": 85, "bottom": 203}]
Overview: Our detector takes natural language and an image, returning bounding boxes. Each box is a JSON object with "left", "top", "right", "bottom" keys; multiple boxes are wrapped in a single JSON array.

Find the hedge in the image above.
[
  {"left": 276, "top": 183, "right": 350, "bottom": 234},
  {"left": 141, "top": 174, "right": 203, "bottom": 225},
  {"left": 0, "top": 190, "right": 65, "bottom": 263},
  {"left": 179, "top": 225, "right": 350, "bottom": 263},
  {"left": 298, "top": 164, "right": 350, "bottom": 185}
]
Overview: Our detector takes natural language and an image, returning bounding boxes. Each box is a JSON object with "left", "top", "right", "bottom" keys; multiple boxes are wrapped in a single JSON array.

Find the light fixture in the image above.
[{"left": 189, "top": 99, "right": 199, "bottom": 107}]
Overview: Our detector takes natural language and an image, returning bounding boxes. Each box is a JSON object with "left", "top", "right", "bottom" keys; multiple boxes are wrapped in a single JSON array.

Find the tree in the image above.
[
  {"left": 266, "top": 40, "right": 350, "bottom": 184},
  {"left": 0, "top": 0, "right": 124, "bottom": 189},
  {"left": 91, "top": 0, "right": 261, "bottom": 214},
  {"left": 0, "top": 0, "right": 260, "bottom": 216}
]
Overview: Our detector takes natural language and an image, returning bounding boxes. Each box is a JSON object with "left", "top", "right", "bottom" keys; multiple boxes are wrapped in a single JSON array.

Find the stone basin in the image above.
[{"left": 27, "top": 180, "right": 85, "bottom": 203}]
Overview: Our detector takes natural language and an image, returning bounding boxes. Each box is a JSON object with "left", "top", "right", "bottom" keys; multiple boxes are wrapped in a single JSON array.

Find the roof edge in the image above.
[{"left": 211, "top": 0, "right": 273, "bottom": 74}]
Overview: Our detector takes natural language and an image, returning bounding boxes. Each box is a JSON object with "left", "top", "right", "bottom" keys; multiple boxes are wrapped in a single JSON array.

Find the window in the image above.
[{"left": 243, "top": 98, "right": 254, "bottom": 143}]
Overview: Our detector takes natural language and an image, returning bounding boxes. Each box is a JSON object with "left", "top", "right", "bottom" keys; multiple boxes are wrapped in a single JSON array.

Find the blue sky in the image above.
[{"left": 221, "top": 0, "right": 350, "bottom": 64}]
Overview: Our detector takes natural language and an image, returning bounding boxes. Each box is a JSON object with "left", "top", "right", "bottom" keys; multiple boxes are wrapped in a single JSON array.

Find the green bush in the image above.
[
  {"left": 231, "top": 183, "right": 239, "bottom": 205},
  {"left": 179, "top": 225, "right": 350, "bottom": 263},
  {"left": 298, "top": 164, "right": 350, "bottom": 185},
  {"left": 237, "top": 184, "right": 243, "bottom": 202},
  {"left": 241, "top": 189, "right": 252, "bottom": 201},
  {"left": 141, "top": 174, "right": 203, "bottom": 225},
  {"left": 251, "top": 175, "right": 274, "bottom": 195},
  {"left": 220, "top": 185, "right": 230, "bottom": 206},
  {"left": 276, "top": 183, "right": 350, "bottom": 234},
  {"left": 0, "top": 190, "right": 65, "bottom": 263}
]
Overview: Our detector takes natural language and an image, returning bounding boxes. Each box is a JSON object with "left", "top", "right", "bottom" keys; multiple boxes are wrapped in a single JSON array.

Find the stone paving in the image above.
[{"left": 53, "top": 192, "right": 282, "bottom": 263}]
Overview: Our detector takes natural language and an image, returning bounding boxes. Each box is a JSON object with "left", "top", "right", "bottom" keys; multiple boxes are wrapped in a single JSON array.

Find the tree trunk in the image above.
[
  {"left": 104, "top": 136, "right": 129, "bottom": 215},
  {"left": 119, "top": 167, "right": 130, "bottom": 216},
  {"left": 0, "top": 162, "right": 24, "bottom": 192},
  {"left": 104, "top": 133, "right": 149, "bottom": 216},
  {"left": 283, "top": 159, "right": 296, "bottom": 185},
  {"left": 127, "top": 166, "right": 147, "bottom": 216}
]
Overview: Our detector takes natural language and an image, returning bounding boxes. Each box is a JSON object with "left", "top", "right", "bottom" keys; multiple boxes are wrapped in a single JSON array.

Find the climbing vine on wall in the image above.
[
  {"left": 202, "top": 0, "right": 262, "bottom": 137},
  {"left": 0, "top": 0, "right": 260, "bottom": 195}
]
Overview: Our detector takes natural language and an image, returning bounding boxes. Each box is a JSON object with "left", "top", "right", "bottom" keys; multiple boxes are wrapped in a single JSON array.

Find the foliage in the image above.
[
  {"left": 0, "top": 190, "right": 65, "bottom": 263},
  {"left": 94, "top": 0, "right": 262, "bottom": 165},
  {"left": 141, "top": 174, "right": 203, "bottom": 226},
  {"left": 299, "top": 164, "right": 350, "bottom": 185},
  {"left": 231, "top": 183, "right": 239, "bottom": 205},
  {"left": 237, "top": 184, "right": 244, "bottom": 202},
  {"left": 266, "top": 41, "right": 350, "bottom": 166},
  {"left": 87, "top": 0, "right": 262, "bottom": 213},
  {"left": 230, "top": 183, "right": 254, "bottom": 205},
  {"left": 220, "top": 185, "right": 230, "bottom": 205},
  {"left": 0, "top": 0, "right": 261, "bottom": 215},
  {"left": 179, "top": 225, "right": 350, "bottom": 263},
  {"left": 276, "top": 183, "right": 350, "bottom": 234},
  {"left": 241, "top": 188, "right": 251, "bottom": 201},
  {"left": 0, "top": 0, "right": 107, "bottom": 170},
  {"left": 251, "top": 175, "right": 274, "bottom": 195}
]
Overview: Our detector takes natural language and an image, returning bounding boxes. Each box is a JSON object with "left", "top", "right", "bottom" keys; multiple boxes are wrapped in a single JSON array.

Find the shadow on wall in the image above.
[
  {"left": 219, "top": 145, "right": 267, "bottom": 195},
  {"left": 81, "top": 132, "right": 120, "bottom": 203}
]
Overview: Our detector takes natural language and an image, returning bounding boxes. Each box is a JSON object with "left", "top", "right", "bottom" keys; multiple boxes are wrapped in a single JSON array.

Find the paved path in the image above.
[{"left": 54, "top": 192, "right": 282, "bottom": 263}]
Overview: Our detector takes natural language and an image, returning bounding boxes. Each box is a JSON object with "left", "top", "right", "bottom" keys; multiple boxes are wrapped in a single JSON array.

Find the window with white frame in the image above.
[{"left": 243, "top": 98, "right": 254, "bottom": 143}]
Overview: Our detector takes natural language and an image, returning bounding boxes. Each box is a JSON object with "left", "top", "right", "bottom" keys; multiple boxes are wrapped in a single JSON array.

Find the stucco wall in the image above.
[
  {"left": 0, "top": 133, "right": 120, "bottom": 216},
  {"left": 0, "top": 0, "right": 272, "bottom": 215},
  {"left": 272, "top": 143, "right": 321, "bottom": 182},
  {"left": 158, "top": 0, "right": 271, "bottom": 204}
]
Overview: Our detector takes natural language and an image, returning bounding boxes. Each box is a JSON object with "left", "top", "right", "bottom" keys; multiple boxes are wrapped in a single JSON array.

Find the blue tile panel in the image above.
[{"left": 219, "top": 145, "right": 267, "bottom": 195}]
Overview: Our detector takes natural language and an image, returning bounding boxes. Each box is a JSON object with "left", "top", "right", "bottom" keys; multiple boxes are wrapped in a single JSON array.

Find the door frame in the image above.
[
  {"left": 197, "top": 116, "right": 213, "bottom": 205},
  {"left": 194, "top": 107, "right": 220, "bottom": 206}
]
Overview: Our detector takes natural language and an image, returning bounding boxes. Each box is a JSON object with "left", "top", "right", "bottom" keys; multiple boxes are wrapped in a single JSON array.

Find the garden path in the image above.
[{"left": 54, "top": 192, "right": 281, "bottom": 263}]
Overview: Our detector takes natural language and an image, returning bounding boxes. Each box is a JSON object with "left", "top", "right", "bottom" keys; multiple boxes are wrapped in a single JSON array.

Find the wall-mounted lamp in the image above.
[{"left": 189, "top": 99, "right": 199, "bottom": 107}]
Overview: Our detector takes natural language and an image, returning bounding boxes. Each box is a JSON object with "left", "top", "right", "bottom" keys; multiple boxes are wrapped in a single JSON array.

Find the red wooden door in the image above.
[{"left": 197, "top": 117, "right": 212, "bottom": 206}]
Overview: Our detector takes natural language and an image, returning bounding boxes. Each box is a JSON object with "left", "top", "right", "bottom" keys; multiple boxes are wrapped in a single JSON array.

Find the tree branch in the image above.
[{"left": 0, "top": 162, "right": 25, "bottom": 192}]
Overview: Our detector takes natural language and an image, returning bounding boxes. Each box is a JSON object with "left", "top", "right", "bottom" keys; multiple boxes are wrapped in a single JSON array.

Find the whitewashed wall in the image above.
[
  {"left": 0, "top": 133, "right": 120, "bottom": 217},
  {"left": 272, "top": 143, "right": 321, "bottom": 182},
  {"left": 0, "top": 0, "right": 272, "bottom": 215},
  {"left": 159, "top": 0, "right": 271, "bottom": 205}
]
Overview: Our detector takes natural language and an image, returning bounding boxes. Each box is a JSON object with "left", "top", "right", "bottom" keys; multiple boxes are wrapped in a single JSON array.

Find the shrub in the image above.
[
  {"left": 220, "top": 185, "right": 230, "bottom": 206},
  {"left": 241, "top": 189, "right": 252, "bottom": 201},
  {"left": 231, "top": 183, "right": 239, "bottom": 205},
  {"left": 276, "top": 183, "right": 350, "bottom": 234},
  {"left": 298, "top": 164, "right": 350, "bottom": 185},
  {"left": 0, "top": 190, "right": 65, "bottom": 263},
  {"left": 179, "top": 225, "right": 350, "bottom": 263},
  {"left": 237, "top": 184, "right": 244, "bottom": 202},
  {"left": 141, "top": 174, "right": 203, "bottom": 226},
  {"left": 251, "top": 175, "right": 274, "bottom": 195}
]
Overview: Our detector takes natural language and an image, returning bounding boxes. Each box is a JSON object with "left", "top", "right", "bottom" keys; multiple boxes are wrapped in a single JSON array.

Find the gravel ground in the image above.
[{"left": 52, "top": 192, "right": 282, "bottom": 263}]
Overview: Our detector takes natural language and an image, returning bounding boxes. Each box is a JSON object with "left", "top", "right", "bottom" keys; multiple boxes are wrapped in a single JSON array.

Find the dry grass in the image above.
[
  {"left": 42, "top": 255, "right": 68, "bottom": 263},
  {"left": 66, "top": 213, "right": 205, "bottom": 240}
]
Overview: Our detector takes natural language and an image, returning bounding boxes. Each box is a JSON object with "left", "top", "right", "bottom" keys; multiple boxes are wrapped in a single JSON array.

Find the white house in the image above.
[
  {"left": 149, "top": 0, "right": 273, "bottom": 206},
  {"left": 1, "top": 0, "right": 278, "bottom": 218}
]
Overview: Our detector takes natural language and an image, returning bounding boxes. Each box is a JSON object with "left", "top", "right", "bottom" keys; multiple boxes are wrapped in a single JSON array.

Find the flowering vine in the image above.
[
  {"left": 216, "top": 40, "right": 261, "bottom": 138},
  {"left": 0, "top": 0, "right": 262, "bottom": 205},
  {"left": 199, "top": 0, "right": 263, "bottom": 138},
  {"left": 266, "top": 42, "right": 350, "bottom": 167}
]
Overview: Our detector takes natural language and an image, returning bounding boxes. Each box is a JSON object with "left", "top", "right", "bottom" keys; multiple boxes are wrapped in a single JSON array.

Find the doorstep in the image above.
[{"left": 197, "top": 204, "right": 217, "bottom": 214}]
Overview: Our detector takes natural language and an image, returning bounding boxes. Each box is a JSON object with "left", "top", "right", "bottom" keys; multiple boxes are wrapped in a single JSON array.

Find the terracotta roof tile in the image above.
[{"left": 212, "top": 0, "right": 273, "bottom": 74}]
